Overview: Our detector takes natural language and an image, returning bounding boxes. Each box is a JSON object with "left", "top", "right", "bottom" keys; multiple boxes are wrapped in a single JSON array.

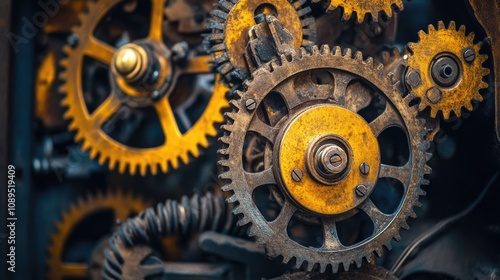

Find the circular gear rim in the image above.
[
  {"left": 218, "top": 46, "right": 432, "bottom": 273},
  {"left": 46, "top": 190, "right": 149, "bottom": 280},
  {"left": 405, "top": 21, "right": 489, "bottom": 119},
  {"left": 327, "top": 0, "right": 403, "bottom": 23},
  {"left": 205, "top": 0, "right": 316, "bottom": 85},
  {"left": 60, "top": 0, "right": 229, "bottom": 175}
]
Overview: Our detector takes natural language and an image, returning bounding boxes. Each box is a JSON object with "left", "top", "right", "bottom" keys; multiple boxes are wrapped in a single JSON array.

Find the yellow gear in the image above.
[
  {"left": 61, "top": 0, "right": 229, "bottom": 176},
  {"left": 327, "top": 0, "right": 403, "bottom": 23},
  {"left": 46, "top": 190, "right": 150, "bottom": 280},
  {"left": 406, "top": 21, "right": 489, "bottom": 119}
]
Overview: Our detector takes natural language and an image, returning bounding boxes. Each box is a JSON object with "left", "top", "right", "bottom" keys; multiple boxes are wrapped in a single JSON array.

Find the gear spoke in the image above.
[
  {"left": 85, "top": 37, "right": 115, "bottom": 65},
  {"left": 270, "top": 200, "right": 296, "bottom": 230},
  {"left": 182, "top": 55, "right": 211, "bottom": 74},
  {"left": 248, "top": 118, "right": 279, "bottom": 144},
  {"left": 379, "top": 163, "right": 411, "bottom": 186},
  {"left": 332, "top": 74, "right": 353, "bottom": 104},
  {"left": 154, "top": 97, "right": 182, "bottom": 140},
  {"left": 244, "top": 167, "right": 276, "bottom": 191},
  {"left": 321, "top": 218, "right": 344, "bottom": 250},
  {"left": 358, "top": 199, "right": 393, "bottom": 232},
  {"left": 61, "top": 263, "right": 88, "bottom": 277},
  {"left": 369, "top": 104, "right": 403, "bottom": 136},
  {"left": 148, "top": 0, "right": 166, "bottom": 41},
  {"left": 276, "top": 82, "right": 301, "bottom": 110},
  {"left": 89, "top": 93, "right": 122, "bottom": 125}
]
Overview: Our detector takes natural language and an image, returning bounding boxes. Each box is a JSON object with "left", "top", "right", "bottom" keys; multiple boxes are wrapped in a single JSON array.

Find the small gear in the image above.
[
  {"left": 326, "top": 0, "right": 403, "bottom": 23},
  {"left": 60, "top": 0, "right": 230, "bottom": 175},
  {"left": 405, "top": 21, "right": 489, "bottom": 119},
  {"left": 205, "top": 0, "right": 316, "bottom": 84},
  {"left": 219, "top": 46, "right": 431, "bottom": 272},
  {"left": 46, "top": 190, "right": 150, "bottom": 280}
]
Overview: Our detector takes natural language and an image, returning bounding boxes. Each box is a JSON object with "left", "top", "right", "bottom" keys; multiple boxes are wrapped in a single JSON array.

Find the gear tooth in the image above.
[
  {"left": 417, "top": 188, "right": 427, "bottom": 196},
  {"left": 319, "top": 263, "right": 328, "bottom": 273},
  {"left": 169, "top": 157, "right": 180, "bottom": 170},
  {"left": 305, "top": 261, "right": 314, "bottom": 271},
  {"left": 236, "top": 215, "right": 251, "bottom": 226},
  {"left": 419, "top": 29, "right": 428, "bottom": 39},
  {"left": 420, "top": 178, "right": 430, "bottom": 185},
  {"left": 269, "top": 61, "right": 279, "bottom": 72},
  {"left": 384, "top": 241, "right": 393, "bottom": 251},
  {"left": 464, "top": 101, "right": 474, "bottom": 111},
  {"left": 375, "top": 247, "right": 383, "bottom": 257},
  {"left": 424, "top": 165, "right": 432, "bottom": 174},
  {"left": 331, "top": 263, "right": 340, "bottom": 274},
  {"left": 401, "top": 221, "right": 410, "bottom": 230},
  {"left": 355, "top": 51, "right": 363, "bottom": 61},
  {"left": 247, "top": 225, "right": 257, "bottom": 237},
  {"left": 118, "top": 161, "right": 127, "bottom": 174},
  {"left": 109, "top": 158, "right": 117, "bottom": 170},
  {"left": 426, "top": 152, "right": 432, "bottom": 161},
  {"left": 415, "top": 201, "right": 423, "bottom": 207},
  {"left": 448, "top": 21, "right": 457, "bottom": 31},
  {"left": 299, "top": 47, "right": 308, "bottom": 58},
  {"left": 333, "top": 46, "right": 342, "bottom": 56},
  {"left": 140, "top": 164, "right": 147, "bottom": 177},
  {"left": 320, "top": 44, "right": 330, "bottom": 55},
  {"left": 437, "top": 21, "right": 445, "bottom": 31},
  {"left": 409, "top": 210, "right": 417, "bottom": 218},
  {"left": 294, "top": 257, "right": 304, "bottom": 270},
  {"left": 342, "top": 48, "right": 352, "bottom": 58},
  {"left": 81, "top": 140, "right": 92, "bottom": 152},
  {"left": 443, "top": 109, "right": 451, "bottom": 119},
  {"left": 89, "top": 148, "right": 99, "bottom": 160},
  {"left": 466, "top": 32, "right": 475, "bottom": 42},
  {"left": 393, "top": 232, "right": 402, "bottom": 241},
  {"left": 311, "top": 45, "right": 320, "bottom": 55},
  {"left": 160, "top": 162, "right": 168, "bottom": 173},
  {"left": 97, "top": 154, "right": 107, "bottom": 165},
  {"left": 482, "top": 67, "right": 490, "bottom": 77},
  {"left": 458, "top": 24, "right": 466, "bottom": 33},
  {"left": 129, "top": 163, "right": 138, "bottom": 175},
  {"left": 364, "top": 57, "right": 374, "bottom": 66}
]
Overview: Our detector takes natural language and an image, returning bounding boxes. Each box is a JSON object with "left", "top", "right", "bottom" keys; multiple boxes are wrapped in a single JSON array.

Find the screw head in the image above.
[
  {"left": 329, "top": 154, "right": 342, "bottom": 167},
  {"left": 67, "top": 33, "right": 79, "bottom": 48},
  {"left": 355, "top": 185, "right": 367, "bottom": 197},
  {"left": 406, "top": 70, "right": 422, "bottom": 88},
  {"left": 291, "top": 168, "right": 303, "bottom": 182},
  {"left": 359, "top": 162, "right": 370, "bottom": 175},
  {"left": 463, "top": 47, "right": 476, "bottom": 63},
  {"left": 245, "top": 99, "right": 256, "bottom": 111},
  {"left": 426, "top": 87, "right": 443, "bottom": 104}
]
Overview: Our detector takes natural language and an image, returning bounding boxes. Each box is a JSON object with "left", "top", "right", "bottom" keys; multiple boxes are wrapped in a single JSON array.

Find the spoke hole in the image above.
[
  {"left": 82, "top": 56, "right": 111, "bottom": 115},
  {"left": 256, "top": 91, "right": 288, "bottom": 127},
  {"left": 287, "top": 213, "right": 323, "bottom": 248},
  {"left": 243, "top": 132, "right": 270, "bottom": 173},
  {"left": 253, "top": 185, "right": 281, "bottom": 222},
  {"left": 357, "top": 90, "right": 387, "bottom": 123},
  {"left": 370, "top": 178, "right": 404, "bottom": 215},
  {"left": 293, "top": 71, "right": 334, "bottom": 101},
  {"left": 93, "top": 1, "right": 151, "bottom": 46},
  {"left": 310, "top": 69, "right": 334, "bottom": 85},
  {"left": 378, "top": 127, "right": 409, "bottom": 166},
  {"left": 336, "top": 210, "right": 374, "bottom": 246},
  {"left": 102, "top": 106, "right": 165, "bottom": 148}
]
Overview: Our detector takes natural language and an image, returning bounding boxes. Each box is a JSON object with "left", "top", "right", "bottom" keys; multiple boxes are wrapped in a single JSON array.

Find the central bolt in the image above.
[
  {"left": 113, "top": 44, "right": 149, "bottom": 83},
  {"left": 316, "top": 144, "right": 348, "bottom": 175}
]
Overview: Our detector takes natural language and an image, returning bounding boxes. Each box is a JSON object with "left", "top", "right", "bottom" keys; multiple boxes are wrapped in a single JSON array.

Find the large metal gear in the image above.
[
  {"left": 325, "top": 0, "right": 403, "bottom": 23},
  {"left": 205, "top": 0, "right": 316, "bottom": 84},
  {"left": 60, "top": 0, "right": 229, "bottom": 175},
  {"left": 46, "top": 190, "right": 150, "bottom": 280},
  {"left": 405, "top": 21, "right": 489, "bottom": 119},
  {"left": 218, "top": 46, "right": 432, "bottom": 272}
]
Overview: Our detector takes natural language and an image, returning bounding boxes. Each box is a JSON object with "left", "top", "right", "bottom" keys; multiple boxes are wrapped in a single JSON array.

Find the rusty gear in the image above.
[
  {"left": 205, "top": 0, "right": 316, "bottom": 85},
  {"left": 60, "top": 0, "right": 229, "bottom": 175},
  {"left": 405, "top": 21, "right": 489, "bottom": 119},
  {"left": 218, "top": 46, "right": 432, "bottom": 273},
  {"left": 325, "top": 0, "right": 403, "bottom": 23},
  {"left": 46, "top": 190, "right": 150, "bottom": 280}
]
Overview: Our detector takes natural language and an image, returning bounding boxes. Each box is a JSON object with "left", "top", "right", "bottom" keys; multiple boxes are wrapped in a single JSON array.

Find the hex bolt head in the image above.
[
  {"left": 245, "top": 99, "right": 256, "bottom": 111},
  {"left": 355, "top": 185, "right": 367, "bottom": 197},
  {"left": 291, "top": 168, "right": 303, "bottom": 182},
  {"left": 462, "top": 47, "right": 476, "bottom": 63},
  {"left": 426, "top": 87, "right": 443, "bottom": 104},
  {"left": 359, "top": 162, "right": 370, "bottom": 175},
  {"left": 405, "top": 70, "right": 422, "bottom": 88}
]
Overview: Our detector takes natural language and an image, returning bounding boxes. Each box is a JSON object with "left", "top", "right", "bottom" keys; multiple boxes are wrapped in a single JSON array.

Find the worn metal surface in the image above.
[
  {"left": 61, "top": 0, "right": 229, "bottom": 175},
  {"left": 465, "top": 0, "right": 500, "bottom": 141},
  {"left": 405, "top": 21, "right": 489, "bottom": 119},
  {"left": 218, "top": 46, "right": 431, "bottom": 272},
  {"left": 325, "top": 0, "right": 403, "bottom": 22},
  {"left": 276, "top": 105, "right": 380, "bottom": 215},
  {"left": 205, "top": 0, "right": 316, "bottom": 84}
]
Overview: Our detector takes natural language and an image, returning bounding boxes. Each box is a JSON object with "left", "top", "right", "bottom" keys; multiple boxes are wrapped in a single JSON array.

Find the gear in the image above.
[
  {"left": 60, "top": 0, "right": 230, "bottom": 175},
  {"left": 46, "top": 190, "right": 151, "bottom": 280},
  {"left": 205, "top": 0, "right": 316, "bottom": 84},
  {"left": 218, "top": 46, "right": 432, "bottom": 272},
  {"left": 405, "top": 21, "right": 489, "bottom": 119},
  {"left": 326, "top": 0, "right": 403, "bottom": 23}
]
